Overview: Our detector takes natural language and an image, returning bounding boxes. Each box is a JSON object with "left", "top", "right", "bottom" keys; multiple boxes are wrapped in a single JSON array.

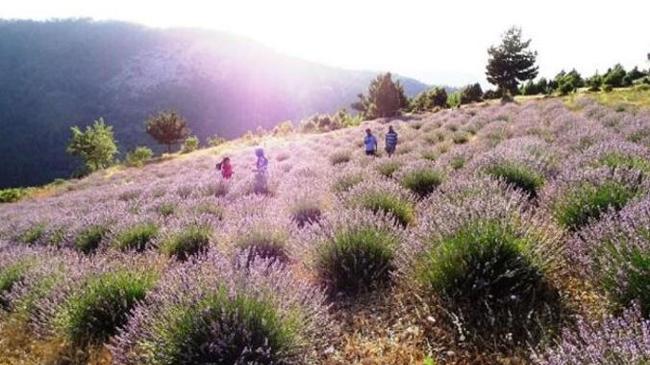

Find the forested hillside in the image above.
[{"left": 0, "top": 19, "right": 428, "bottom": 188}]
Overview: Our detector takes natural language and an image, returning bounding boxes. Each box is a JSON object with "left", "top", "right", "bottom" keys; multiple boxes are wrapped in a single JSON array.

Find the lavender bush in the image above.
[
  {"left": 31, "top": 253, "right": 163, "bottom": 349},
  {"left": 303, "top": 209, "right": 405, "bottom": 296},
  {"left": 541, "top": 167, "right": 648, "bottom": 231},
  {"left": 571, "top": 196, "right": 650, "bottom": 315},
  {"left": 110, "top": 251, "right": 330, "bottom": 365},
  {"left": 533, "top": 305, "right": 650, "bottom": 365},
  {"left": 403, "top": 178, "right": 564, "bottom": 347},
  {"left": 0, "top": 98, "right": 649, "bottom": 362}
]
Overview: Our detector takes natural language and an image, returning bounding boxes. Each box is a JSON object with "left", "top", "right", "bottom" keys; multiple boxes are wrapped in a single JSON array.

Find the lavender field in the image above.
[{"left": 1, "top": 97, "right": 650, "bottom": 364}]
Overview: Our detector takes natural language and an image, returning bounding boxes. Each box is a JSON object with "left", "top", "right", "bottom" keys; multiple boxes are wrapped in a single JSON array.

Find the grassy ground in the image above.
[{"left": 563, "top": 85, "right": 650, "bottom": 110}]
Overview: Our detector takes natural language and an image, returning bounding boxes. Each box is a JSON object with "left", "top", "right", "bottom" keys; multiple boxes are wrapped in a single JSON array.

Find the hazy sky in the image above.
[{"left": 2, "top": 0, "right": 649, "bottom": 87}]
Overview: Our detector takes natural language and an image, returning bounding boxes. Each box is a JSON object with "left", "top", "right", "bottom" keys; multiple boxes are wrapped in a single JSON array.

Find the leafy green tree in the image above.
[
  {"left": 603, "top": 64, "right": 627, "bottom": 88},
  {"left": 627, "top": 66, "right": 646, "bottom": 82},
  {"left": 537, "top": 78, "right": 549, "bottom": 94},
  {"left": 565, "top": 69, "right": 585, "bottom": 88},
  {"left": 409, "top": 87, "right": 448, "bottom": 111},
  {"left": 447, "top": 92, "right": 462, "bottom": 108},
  {"left": 558, "top": 79, "right": 575, "bottom": 95},
  {"left": 460, "top": 83, "right": 483, "bottom": 104},
  {"left": 486, "top": 27, "right": 538, "bottom": 100},
  {"left": 521, "top": 80, "right": 539, "bottom": 95},
  {"left": 66, "top": 118, "right": 118, "bottom": 172},
  {"left": 553, "top": 70, "right": 567, "bottom": 86},
  {"left": 145, "top": 111, "right": 190, "bottom": 153},
  {"left": 586, "top": 73, "right": 603, "bottom": 91},
  {"left": 482, "top": 89, "right": 501, "bottom": 100},
  {"left": 352, "top": 73, "right": 409, "bottom": 119},
  {"left": 430, "top": 87, "right": 448, "bottom": 108}
]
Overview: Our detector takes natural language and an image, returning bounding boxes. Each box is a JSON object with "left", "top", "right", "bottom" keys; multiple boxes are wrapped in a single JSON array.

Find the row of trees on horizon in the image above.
[
  {"left": 22, "top": 27, "right": 650, "bottom": 188},
  {"left": 355, "top": 27, "right": 650, "bottom": 119}
]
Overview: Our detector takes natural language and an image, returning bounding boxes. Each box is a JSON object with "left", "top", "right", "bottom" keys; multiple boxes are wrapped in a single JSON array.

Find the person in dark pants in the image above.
[
  {"left": 364, "top": 128, "right": 378, "bottom": 156},
  {"left": 385, "top": 126, "right": 398, "bottom": 157}
]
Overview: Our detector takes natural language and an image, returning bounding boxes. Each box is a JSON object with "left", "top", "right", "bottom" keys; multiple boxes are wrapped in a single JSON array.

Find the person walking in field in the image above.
[
  {"left": 364, "top": 128, "right": 378, "bottom": 156},
  {"left": 253, "top": 148, "right": 269, "bottom": 194},
  {"left": 385, "top": 126, "right": 398, "bottom": 157},
  {"left": 216, "top": 157, "right": 233, "bottom": 180}
]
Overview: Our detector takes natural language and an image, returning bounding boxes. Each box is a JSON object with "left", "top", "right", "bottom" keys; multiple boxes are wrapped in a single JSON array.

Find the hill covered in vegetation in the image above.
[
  {"left": 1, "top": 92, "right": 650, "bottom": 364},
  {"left": 0, "top": 19, "right": 429, "bottom": 188}
]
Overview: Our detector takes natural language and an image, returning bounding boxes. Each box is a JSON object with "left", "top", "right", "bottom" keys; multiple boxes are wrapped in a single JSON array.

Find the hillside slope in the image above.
[
  {"left": 1, "top": 96, "right": 650, "bottom": 364},
  {"left": 0, "top": 19, "right": 429, "bottom": 188}
]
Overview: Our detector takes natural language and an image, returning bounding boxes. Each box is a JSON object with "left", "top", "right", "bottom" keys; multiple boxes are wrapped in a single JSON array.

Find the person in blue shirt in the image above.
[
  {"left": 364, "top": 128, "right": 378, "bottom": 156},
  {"left": 253, "top": 148, "right": 269, "bottom": 194},
  {"left": 384, "top": 126, "right": 398, "bottom": 157}
]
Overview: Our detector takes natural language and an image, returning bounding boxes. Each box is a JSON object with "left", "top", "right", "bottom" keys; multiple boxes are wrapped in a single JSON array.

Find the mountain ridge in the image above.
[{"left": 0, "top": 18, "right": 433, "bottom": 188}]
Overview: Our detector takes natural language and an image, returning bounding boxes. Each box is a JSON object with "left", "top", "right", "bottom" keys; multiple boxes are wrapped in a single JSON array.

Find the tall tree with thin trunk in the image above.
[
  {"left": 486, "top": 27, "right": 538, "bottom": 101},
  {"left": 145, "top": 111, "right": 190, "bottom": 153}
]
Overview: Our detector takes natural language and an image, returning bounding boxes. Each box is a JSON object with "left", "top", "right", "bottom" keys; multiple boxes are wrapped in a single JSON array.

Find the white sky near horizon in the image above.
[{"left": 2, "top": 0, "right": 649, "bottom": 87}]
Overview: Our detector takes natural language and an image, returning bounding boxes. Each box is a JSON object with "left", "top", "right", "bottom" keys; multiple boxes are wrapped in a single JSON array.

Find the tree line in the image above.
[
  {"left": 64, "top": 26, "right": 650, "bottom": 177},
  {"left": 66, "top": 111, "right": 209, "bottom": 175},
  {"left": 352, "top": 27, "right": 649, "bottom": 119}
]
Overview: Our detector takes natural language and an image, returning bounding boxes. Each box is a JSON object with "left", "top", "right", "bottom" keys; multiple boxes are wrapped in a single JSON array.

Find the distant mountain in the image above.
[{"left": 0, "top": 19, "right": 429, "bottom": 188}]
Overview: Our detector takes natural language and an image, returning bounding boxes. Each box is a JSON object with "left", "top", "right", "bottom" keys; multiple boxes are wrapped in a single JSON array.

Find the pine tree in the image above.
[
  {"left": 145, "top": 111, "right": 190, "bottom": 153},
  {"left": 486, "top": 27, "right": 538, "bottom": 100},
  {"left": 460, "top": 83, "right": 483, "bottom": 104},
  {"left": 352, "top": 73, "right": 408, "bottom": 119}
]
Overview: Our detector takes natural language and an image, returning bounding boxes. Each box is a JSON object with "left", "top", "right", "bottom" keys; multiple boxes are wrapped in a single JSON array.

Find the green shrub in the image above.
[
  {"left": 598, "top": 153, "right": 650, "bottom": 174},
  {"left": 207, "top": 134, "right": 227, "bottom": 147},
  {"left": 0, "top": 261, "right": 30, "bottom": 309},
  {"left": 160, "top": 225, "right": 211, "bottom": 261},
  {"left": 0, "top": 188, "right": 27, "bottom": 203},
  {"left": 421, "top": 150, "right": 439, "bottom": 161},
  {"left": 157, "top": 202, "right": 176, "bottom": 218},
  {"left": 357, "top": 192, "right": 415, "bottom": 227},
  {"left": 125, "top": 146, "right": 153, "bottom": 167},
  {"left": 143, "top": 289, "right": 298, "bottom": 364},
  {"left": 20, "top": 224, "right": 46, "bottom": 245},
  {"left": 451, "top": 156, "right": 466, "bottom": 170},
  {"left": 290, "top": 200, "right": 322, "bottom": 228},
  {"left": 316, "top": 227, "right": 397, "bottom": 295},
  {"left": 401, "top": 169, "right": 443, "bottom": 198},
  {"left": 55, "top": 270, "right": 156, "bottom": 346},
  {"left": 75, "top": 225, "right": 110, "bottom": 254},
  {"left": 272, "top": 121, "right": 295, "bottom": 135},
  {"left": 599, "top": 241, "right": 650, "bottom": 315},
  {"left": 235, "top": 230, "right": 289, "bottom": 267},
  {"left": 424, "top": 131, "right": 445, "bottom": 144},
  {"left": 181, "top": 135, "right": 200, "bottom": 154},
  {"left": 329, "top": 150, "right": 351, "bottom": 165},
  {"left": 452, "top": 131, "right": 470, "bottom": 144},
  {"left": 485, "top": 162, "right": 545, "bottom": 197},
  {"left": 195, "top": 202, "right": 224, "bottom": 220},
  {"left": 553, "top": 181, "right": 638, "bottom": 230},
  {"left": 332, "top": 174, "right": 363, "bottom": 193},
  {"left": 416, "top": 220, "right": 560, "bottom": 344},
  {"left": 113, "top": 223, "right": 159, "bottom": 252},
  {"left": 376, "top": 160, "right": 402, "bottom": 178}
]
